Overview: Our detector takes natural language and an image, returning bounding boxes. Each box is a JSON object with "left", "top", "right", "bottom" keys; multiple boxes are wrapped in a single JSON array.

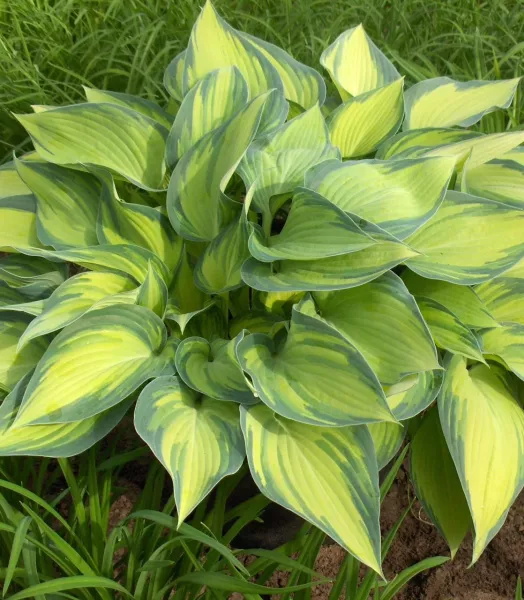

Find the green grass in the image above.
[
  {"left": 0, "top": 434, "right": 444, "bottom": 599},
  {"left": 1, "top": 0, "right": 524, "bottom": 159},
  {"left": 0, "top": 444, "right": 322, "bottom": 599}
]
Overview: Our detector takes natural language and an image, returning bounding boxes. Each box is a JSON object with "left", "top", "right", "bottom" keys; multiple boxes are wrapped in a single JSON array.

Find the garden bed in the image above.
[
  {"left": 111, "top": 457, "right": 523, "bottom": 599},
  {"left": 259, "top": 480, "right": 523, "bottom": 599}
]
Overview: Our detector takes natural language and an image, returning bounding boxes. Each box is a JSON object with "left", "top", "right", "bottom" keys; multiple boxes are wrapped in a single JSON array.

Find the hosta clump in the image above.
[{"left": 1, "top": 0, "right": 524, "bottom": 575}]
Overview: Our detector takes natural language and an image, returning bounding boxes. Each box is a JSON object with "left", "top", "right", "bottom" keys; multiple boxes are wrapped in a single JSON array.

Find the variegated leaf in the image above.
[
  {"left": 475, "top": 277, "right": 524, "bottom": 326},
  {"left": 406, "top": 191, "right": 524, "bottom": 284},
  {"left": 166, "top": 67, "right": 248, "bottom": 166},
  {"left": 416, "top": 297, "right": 484, "bottom": 362},
  {"left": 385, "top": 370, "right": 442, "bottom": 421},
  {"left": 183, "top": 304, "right": 228, "bottom": 341},
  {"left": 0, "top": 373, "right": 131, "bottom": 457},
  {"left": 247, "top": 188, "right": 374, "bottom": 262},
  {"left": 183, "top": 1, "right": 286, "bottom": 132},
  {"left": 411, "top": 407, "right": 471, "bottom": 557},
  {"left": 15, "top": 103, "right": 168, "bottom": 190},
  {"left": 320, "top": 24, "right": 400, "bottom": 101},
  {"left": 500, "top": 146, "right": 524, "bottom": 166},
  {"left": 175, "top": 334, "right": 254, "bottom": 403},
  {"left": 0, "top": 314, "right": 48, "bottom": 393},
  {"left": 97, "top": 175, "right": 182, "bottom": 272},
  {"left": 193, "top": 202, "right": 250, "bottom": 295},
  {"left": 0, "top": 300, "right": 45, "bottom": 317},
  {"left": 438, "top": 356, "right": 524, "bottom": 562},
  {"left": 229, "top": 311, "right": 288, "bottom": 338},
  {"left": 312, "top": 272, "right": 439, "bottom": 385},
  {"left": 167, "top": 92, "right": 272, "bottom": 241},
  {"left": 251, "top": 289, "right": 304, "bottom": 316},
  {"left": 238, "top": 105, "right": 339, "bottom": 218},
  {"left": 462, "top": 158, "right": 524, "bottom": 209},
  {"left": 376, "top": 127, "right": 482, "bottom": 160},
  {"left": 242, "top": 226, "right": 418, "bottom": 291},
  {"left": 17, "top": 271, "right": 136, "bottom": 350},
  {"left": 420, "top": 131, "right": 524, "bottom": 171},
  {"left": 368, "top": 421, "right": 406, "bottom": 470},
  {"left": 15, "top": 157, "right": 99, "bottom": 249},
  {"left": 236, "top": 296, "right": 395, "bottom": 426},
  {"left": 164, "top": 49, "right": 186, "bottom": 102},
  {"left": 0, "top": 254, "right": 67, "bottom": 300},
  {"left": 0, "top": 195, "right": 43, "bottom": 252},
  {"left": 0, "top": 162, "right": 31, "bottom": 198},
  {"left": 404, "top": 77, "right": 520, "bottom": 130},
  {"left": 17, "top": 244, "right": 170, "bottom": 286},
  {"left": 402, "top": 271, "right": 498, "bottom": 329},
  {"left": 165, "top": 248, "right": 213, "bottom": 333},
  {"left": 13, "top": 304, "right": 174, "bottom": 426},
  {"left": 136, "top": 262, "right": 168, "bottom": 319},
  {"left": 241, "top": 402, "right": 382, "bottom": 574},
  {"left": 0, "top": 284, "right": 38, "bottom": 311},
  {"left": 135, "top": 375, "right": 245, "bottom": 523},
  {"left": 502, "top": 258, "right": 524, "bottom": 279},
  {"left": 239, "top": 32, "right": 325, "bottom": 109},
  {"left": 328, "top": 78, "right": 404, "bottom": 158},
  {"left": 305, "top": 156, "right": 455, "bottom": 239},
  {"left": 481, "top": 325, "right": 524, "bottom": 380},
  {"left": 83, "top": 86, "right": 173, "bottom": 129}
]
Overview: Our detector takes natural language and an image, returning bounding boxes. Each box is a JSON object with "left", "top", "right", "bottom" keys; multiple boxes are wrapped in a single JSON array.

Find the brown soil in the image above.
[
  {"left": 378, "top": 471, "right": 524, "bottom": 600},
  {"left": 284, "top": 475, "right": 523, "bottom": 599},
  {"left": 251, "top": 467, "right": 523, "bottom": 599},
  {"left": 108, "top": 478, "right": 141, "bottom": 530}
]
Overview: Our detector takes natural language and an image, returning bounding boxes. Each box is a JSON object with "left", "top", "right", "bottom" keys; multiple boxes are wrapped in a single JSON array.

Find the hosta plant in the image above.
[{"left": 1, "top": 0, "right": 524, "bottom": 577}]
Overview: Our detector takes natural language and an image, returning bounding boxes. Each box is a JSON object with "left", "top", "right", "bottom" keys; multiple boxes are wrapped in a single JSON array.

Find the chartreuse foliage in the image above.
[{"left": 1, "top": 0, "right": 524, "bottom": 578}]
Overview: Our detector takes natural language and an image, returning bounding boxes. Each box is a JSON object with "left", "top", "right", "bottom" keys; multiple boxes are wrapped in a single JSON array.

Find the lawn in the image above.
[{"left": 1, "top": 0, "right": 523, "bottom": 162}]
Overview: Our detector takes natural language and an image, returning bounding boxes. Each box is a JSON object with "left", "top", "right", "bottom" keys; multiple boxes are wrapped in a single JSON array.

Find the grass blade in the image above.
[
  {"left": 174, "top": 571, "right": 330, "bottom": 594},
  {"left": 21, "top": 505, "right": 99, "bottom": 579},
  {"left": 133, "top": 537, "right": 184, "bottom": 600},
  {"left": 380, "top": 445, "right": 409, "bottom": 502},
  {"left": 328, "top": 554, "right": 348, "bottom": 600},
  {"left": 129, "top": 511, "right": 249, "bottom": 576},
  {"left": 3, "top": 576, "right": 134, "bottom": 600},
  {"left": 244, "top": 548, "right": 328, "bottom": 580},
  {"left": 380, "top": 557, "right": 449, "bottom": 600},
  {"left": 57, "top": 458, "right": 87, "bottom": 533},
  {"left": 101, "top": 526, "right": 124, "bottom": 579},
  {"left": 3, "top": 516, "right": 32, "bottom": 597},
  {"left": 280, "top": 528, "right": 325, "bottom": 600},
  {"left": 178, "top": 522, "right": 249, "bottom": 577},
  {"left": 96, "top": 447, "right": 150, "bottom": 471},
  {"left": 0, "top": 522, "right": 86, "bottom": 579},
  {"left": 0, "top": 479, "right": 90, "bottom": 560},
  {"left": 136, "top": 559, "right": 175, "bottom": 573},
  {"left": 346, "top": 553, "right": 360, "bottom": 599},
  {"left": 222, "top": 493, "right": 271, "bottom": 546},
  {"left": 356, "top": 509, "right": 419, "bottom": 600},
  {"left": 21, "top": 544, "right": 45, "bottom": 600},
  {"left": 86, "top": 448, "right": 104, "bottom": 567}
]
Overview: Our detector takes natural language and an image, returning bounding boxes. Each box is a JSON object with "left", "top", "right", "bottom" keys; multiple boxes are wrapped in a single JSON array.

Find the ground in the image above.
[{"left": 276, "top": 470, "right": 524, "bottom": 599}]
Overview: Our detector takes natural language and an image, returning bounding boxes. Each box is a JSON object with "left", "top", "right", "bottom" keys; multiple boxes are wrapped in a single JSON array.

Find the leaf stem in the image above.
[{"left": 262, "top": 210, "right": 272, "bottom": 237}]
